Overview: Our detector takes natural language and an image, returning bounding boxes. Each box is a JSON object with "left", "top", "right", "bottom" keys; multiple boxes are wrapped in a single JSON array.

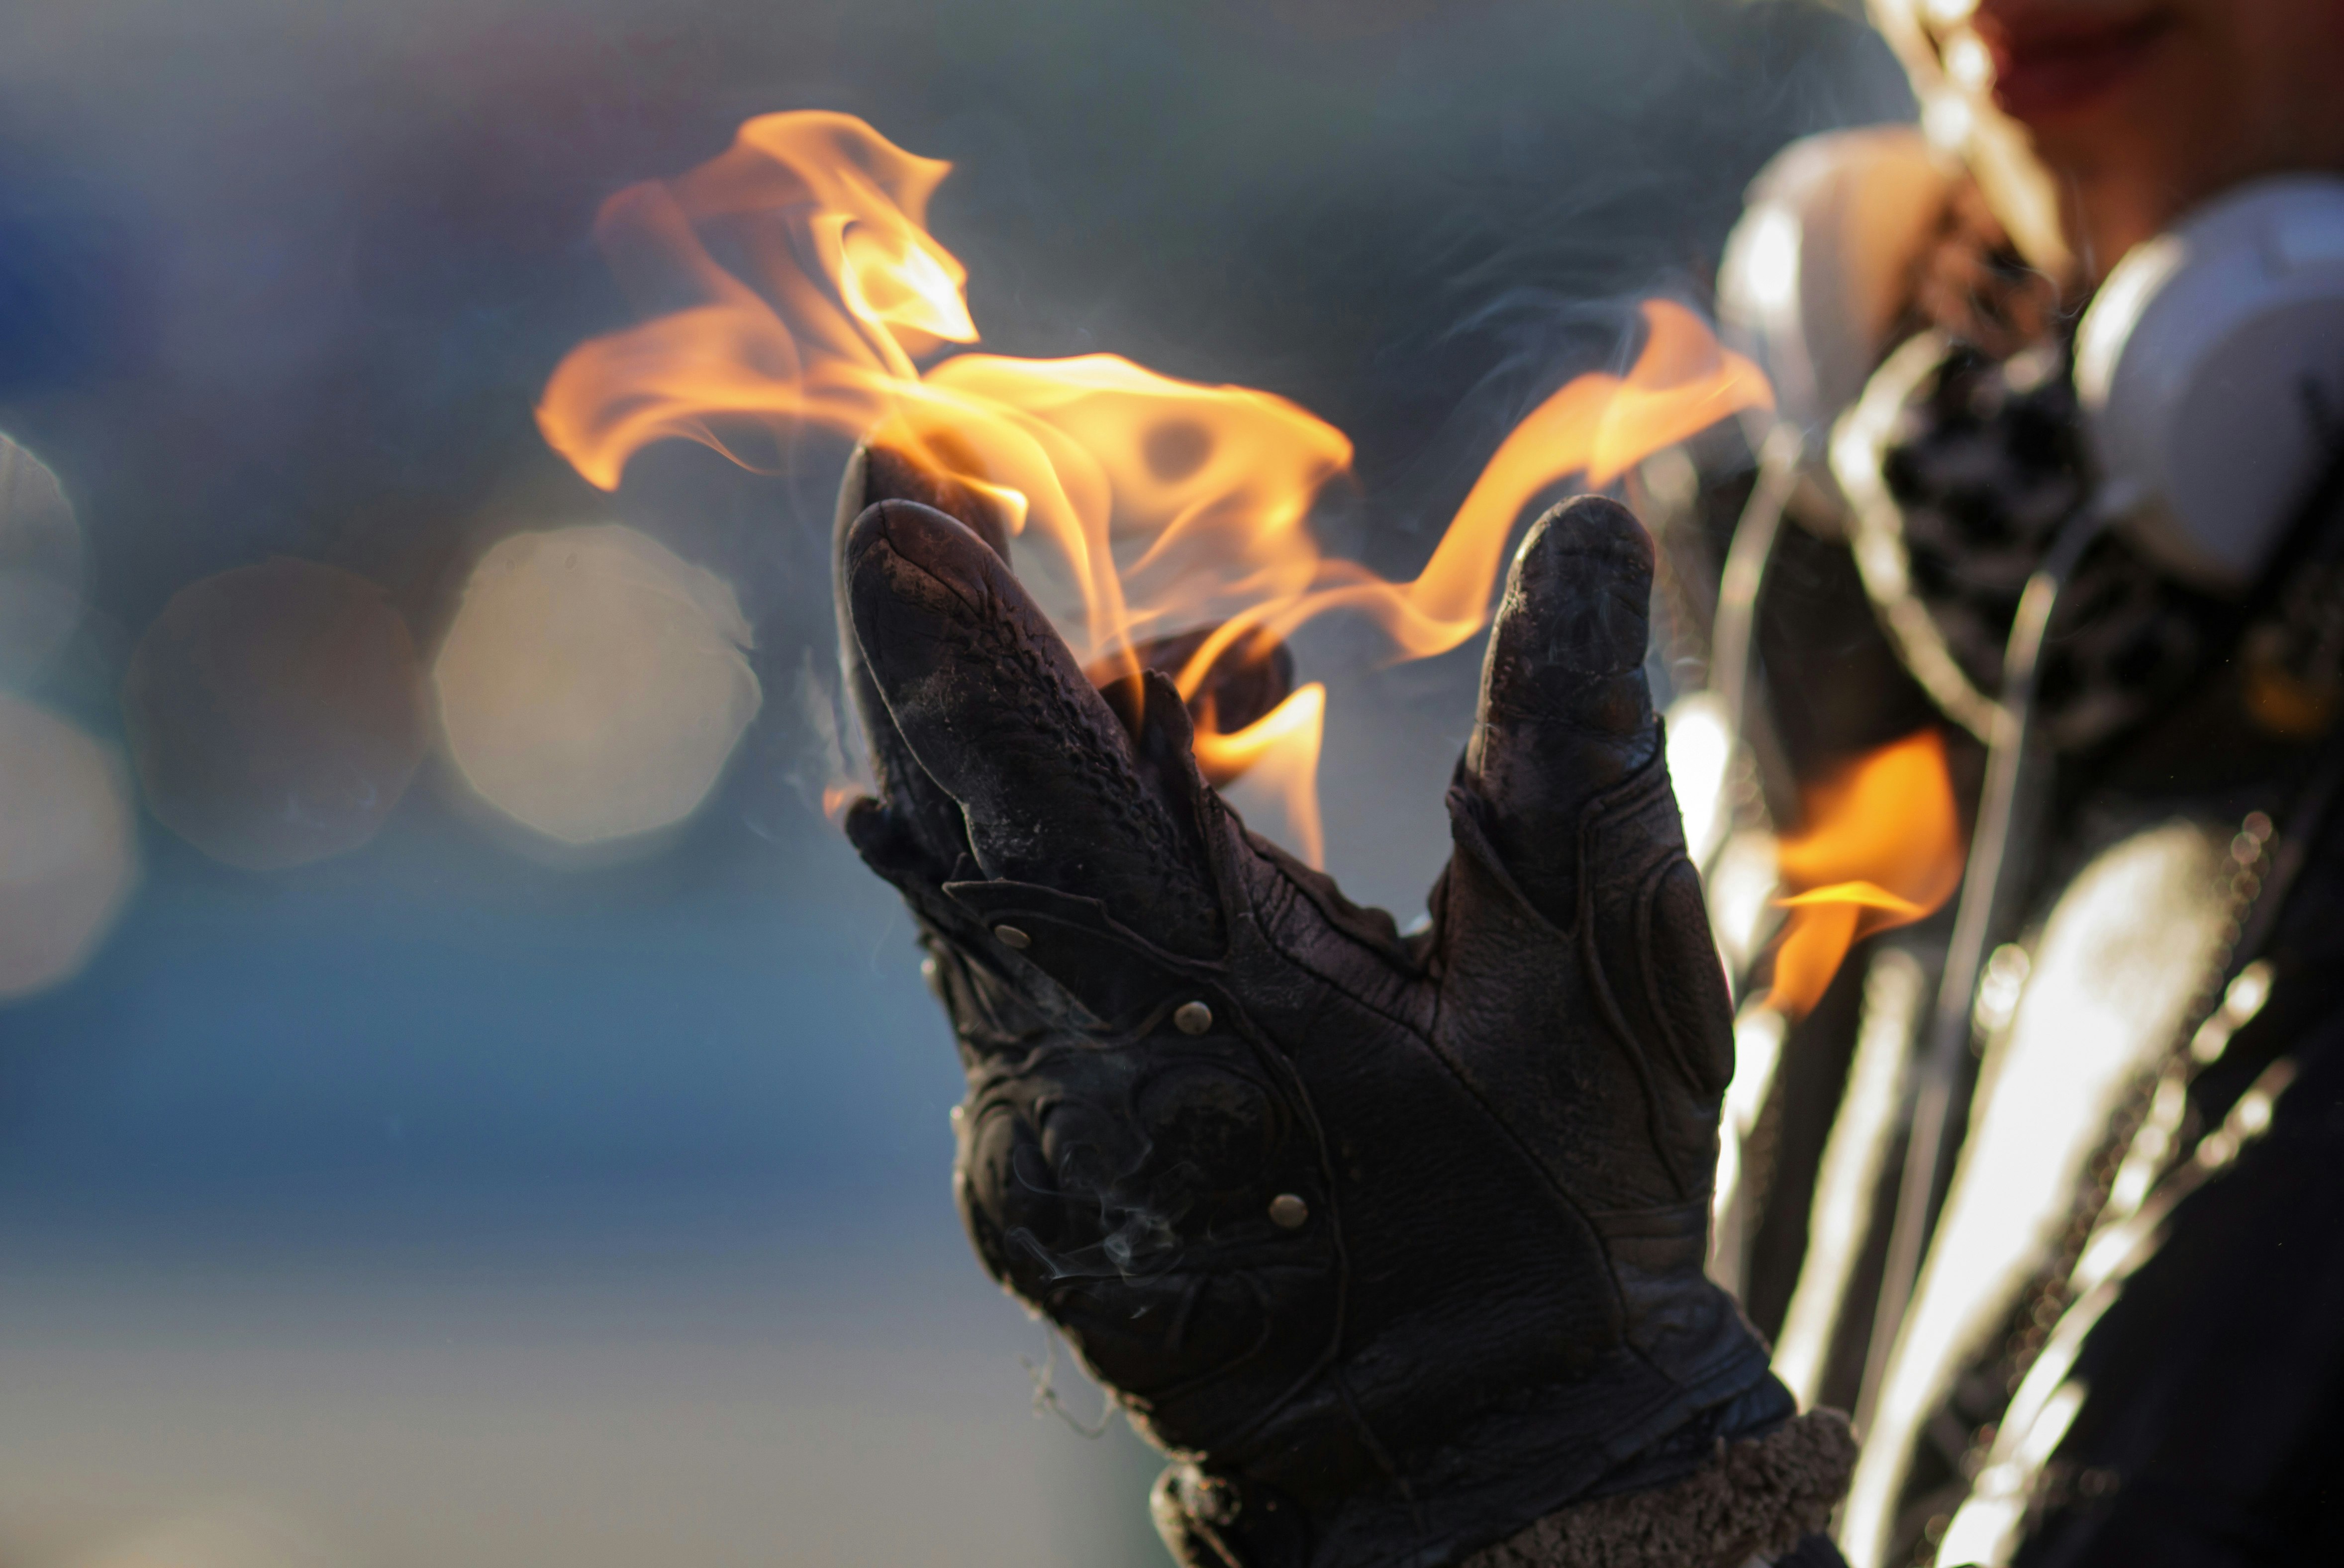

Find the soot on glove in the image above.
[{"left": 834, "top": 445, "right": 1798, "bottom": 1568}]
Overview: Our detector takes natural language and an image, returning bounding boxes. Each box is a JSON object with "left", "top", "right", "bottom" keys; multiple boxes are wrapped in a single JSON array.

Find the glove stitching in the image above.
[
  {"left": 1159, "top": 976, "right": 1363, "bottom": 1462},
  {"left": 1241, "top": 861, "right": 1436, "bottom": 1043},
  {"left": 1059, "top": 1268, "right": 1283, "bottom": 1409},
  {"left": 1188, "top": 823, "right": 1508, "bottom": 1509},
  {"left": 1574, "top": 854, "right": 1695, "bottom": 1206},
  {"left": 877, "top": 530, "right": 1217, "bottom": 949},
  {"left": 1630, "top": 862, "right": 1730, "bottom": 1104},
  {"left": 1571, "top": 759, "right": 1700, "bottom": 1202},
  {"left": 1319, "top": 955, "right": 1640, "bottom": 1356},
  {"left": 1228, "top": 813, "right": 1422, "bottom": 975}
]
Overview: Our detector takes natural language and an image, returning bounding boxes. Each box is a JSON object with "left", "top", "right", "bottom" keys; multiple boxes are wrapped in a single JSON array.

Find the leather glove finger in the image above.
[
  {"left": 1463, "top": 494, "right": 1662, "bottom": 928},
  {"left": 833, "top": 445, "right": 1002, "bottom": 877},
  {"left": 1448, "top": 493, "right": 1737, "bottom": 1198},
  {"left": 841, "top": 491, "right": 1224, "bottom": 957}
]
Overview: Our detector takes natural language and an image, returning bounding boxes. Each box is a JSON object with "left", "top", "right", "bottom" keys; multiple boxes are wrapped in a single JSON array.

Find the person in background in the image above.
[
  {"left": 1675, "top": 1, "right": 2344, "bottom": 1563},
  {"left": 830, "top": 2, "right": 2344, "bottom": 1566}
]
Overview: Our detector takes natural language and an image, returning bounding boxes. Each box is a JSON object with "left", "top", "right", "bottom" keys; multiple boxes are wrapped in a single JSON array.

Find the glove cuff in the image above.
[{"left": 1455, "top": 1409, "right": 1856, "bottom": 1568}]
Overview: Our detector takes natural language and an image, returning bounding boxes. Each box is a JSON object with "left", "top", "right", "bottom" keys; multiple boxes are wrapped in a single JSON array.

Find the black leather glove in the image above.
[{"left": 834, "top": 446, "right": 1802, "bottom": 1568}]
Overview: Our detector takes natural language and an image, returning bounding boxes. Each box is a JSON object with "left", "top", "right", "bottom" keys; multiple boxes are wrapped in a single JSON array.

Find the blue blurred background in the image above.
[{"left": 0, "top": 1, "right": 1902, "bottom": 1563}]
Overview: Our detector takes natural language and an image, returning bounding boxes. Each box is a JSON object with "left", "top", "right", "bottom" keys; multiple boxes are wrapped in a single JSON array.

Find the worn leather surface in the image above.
[{"left": 832, "top": 447, "right": 1782, "bottom": 1568}]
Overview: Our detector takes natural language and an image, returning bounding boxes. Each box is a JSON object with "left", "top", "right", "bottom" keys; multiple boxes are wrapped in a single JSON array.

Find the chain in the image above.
[
  {"left": 1904, "top": 812, "right": 2278, "bottom": 1565},
  {"left": 1994, "top": 812, "right": 2274, "bottom": 1398}
]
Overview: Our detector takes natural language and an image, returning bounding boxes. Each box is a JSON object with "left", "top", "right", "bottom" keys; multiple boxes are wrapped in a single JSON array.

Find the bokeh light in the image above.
[
  {"left": 0, "top": 693, "right": 138, "bottom": 999},
  {"left": 0, "top": 430, "right": 86, "bottom": 690},
  {"left": 432, "top": 525, "right": 761, "bottom": 846},
  {"left": 121, "top": 560, "right": 428, "bottom": 871}
]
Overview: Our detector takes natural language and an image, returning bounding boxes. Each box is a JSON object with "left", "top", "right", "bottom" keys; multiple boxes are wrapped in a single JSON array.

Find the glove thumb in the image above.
[{"left": 1463, "top": 495, "right": 1661, "bottom": 928}]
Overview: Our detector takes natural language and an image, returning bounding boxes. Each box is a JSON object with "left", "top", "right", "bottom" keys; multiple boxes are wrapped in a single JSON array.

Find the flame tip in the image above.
[
  {"left": 1766, "top": 728, "right": 1964, "bottom": 1017},
  {"left": 538, "top": 109, "right": 1777, "bottom": 873}
]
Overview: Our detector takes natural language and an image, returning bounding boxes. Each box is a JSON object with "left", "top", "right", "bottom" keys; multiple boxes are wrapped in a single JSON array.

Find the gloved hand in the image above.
[{"left": 834, "top": 446, "right": 1834, "bottom": 1568}]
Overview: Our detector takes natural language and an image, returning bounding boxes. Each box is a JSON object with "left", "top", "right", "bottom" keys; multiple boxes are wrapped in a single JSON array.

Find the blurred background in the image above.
[{"left": 0, "top": 1, "right": 1903, "bottom": 1563}]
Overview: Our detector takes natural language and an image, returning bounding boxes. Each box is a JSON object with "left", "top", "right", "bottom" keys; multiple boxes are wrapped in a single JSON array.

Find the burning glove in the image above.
[{"left": 833, "top": 447, "right": 1853, "bottom": 1568}]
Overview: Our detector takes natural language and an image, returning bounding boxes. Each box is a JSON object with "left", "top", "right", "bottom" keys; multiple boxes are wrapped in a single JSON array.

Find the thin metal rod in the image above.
[
  {"left": 1854, "top": 507, "right": 2108, "bottom": 1437},
  {"left": 1712, "top": 422, "right": 1804, "bottom": 742}
]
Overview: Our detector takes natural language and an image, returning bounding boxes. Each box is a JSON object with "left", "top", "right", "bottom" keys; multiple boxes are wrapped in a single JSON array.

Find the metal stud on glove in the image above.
[{"left": 834, "top": 445, "right": 1797, "bottom": 1568}]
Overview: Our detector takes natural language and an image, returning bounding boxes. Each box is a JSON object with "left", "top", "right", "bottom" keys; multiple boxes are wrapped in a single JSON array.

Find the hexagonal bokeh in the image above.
[
  {"left": 432, "top": 524, "right": 762, "bottom": 846},
  {"left": 122, "top": 560, "right": 429, "bottom": 871}
]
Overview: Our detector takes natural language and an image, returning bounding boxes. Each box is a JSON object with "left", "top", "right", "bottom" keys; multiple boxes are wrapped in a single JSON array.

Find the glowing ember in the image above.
[
  {"left": 1766, "top": 728, "right": 1964, "bottom": 1017},
  {"left": 538, "top": 110, "right": 1770, "bottom": 863}
]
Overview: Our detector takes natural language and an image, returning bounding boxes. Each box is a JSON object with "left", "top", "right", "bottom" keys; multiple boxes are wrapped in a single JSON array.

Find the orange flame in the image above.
[
  {"left": 537, "top": 111, "right": 1772, "bottom": 865},
  {"left": 1766, "top": 729, "right": 1964, "bottom": 1017},
  {"left": 1192, "top": 682, "right": 1329, "bottom": 868}
]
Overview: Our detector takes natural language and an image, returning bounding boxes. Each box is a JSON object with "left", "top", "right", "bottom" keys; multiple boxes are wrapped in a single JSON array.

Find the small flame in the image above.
[
  {"left": 1765, "top": 729, "right": 1964, "bottom": 1017},
  {"left": 1192, "top": 682, "right": 1328, "bottom": 868},
  {"left": 538, "top": 111, "right": 1772, "bottom": 865}
]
